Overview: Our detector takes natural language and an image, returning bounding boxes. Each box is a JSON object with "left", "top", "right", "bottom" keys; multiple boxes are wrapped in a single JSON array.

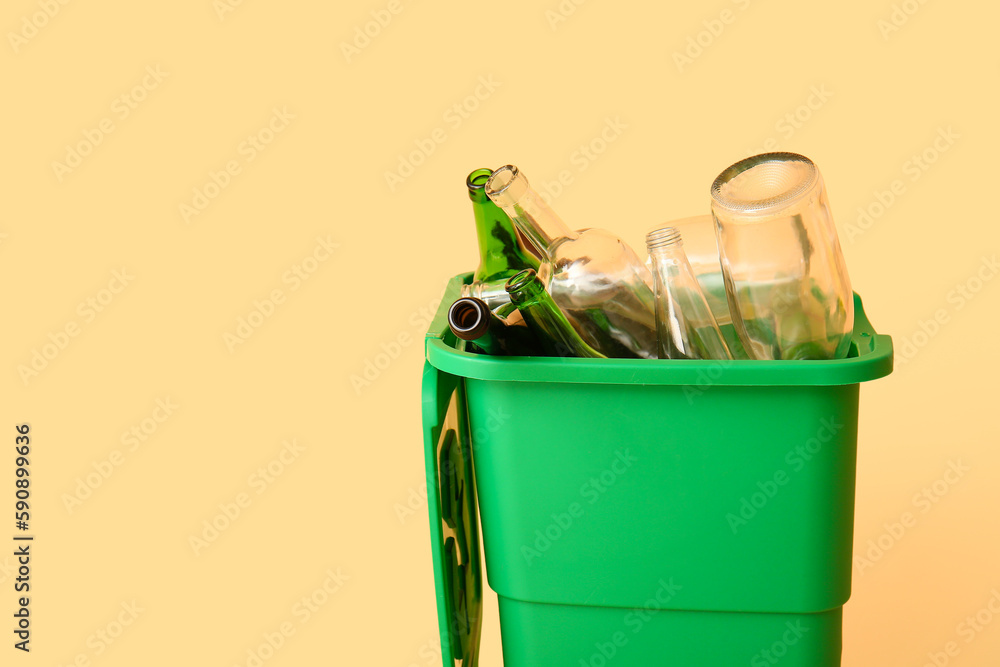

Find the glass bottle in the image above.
[
  {"left": 710, "top": 152, "right": 853, "bottom": 360},
  {"left": 651, "top": 216, "right": 730, "bottom": 323},
  {"left": 485, "top": 165, "right": 656, "bottom": 359},
  {"left": 646, "top": 227, "right": 732, "bottom": 360},
  {"left": 467, "top": 168, "right": 540, "bottom": 283},
  {"left": 448, "top": 297, "right": 540, "bottom": 357},
  {"left": 646, "top": 215, "right": 750, "bottom": 359},
  {"left": 505, "top": 269, "right": 606, "bottom": 359}
]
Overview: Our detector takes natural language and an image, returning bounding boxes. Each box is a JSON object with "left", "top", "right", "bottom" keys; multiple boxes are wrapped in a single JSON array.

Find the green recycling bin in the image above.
[{"left": 421, "top": 272, "right": 893, "bottom": 667}]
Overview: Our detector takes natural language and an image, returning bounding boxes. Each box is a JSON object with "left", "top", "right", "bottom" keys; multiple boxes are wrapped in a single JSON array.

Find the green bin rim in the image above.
[{"left": 426, "top": 273, "right": 893, "bottom": 386}]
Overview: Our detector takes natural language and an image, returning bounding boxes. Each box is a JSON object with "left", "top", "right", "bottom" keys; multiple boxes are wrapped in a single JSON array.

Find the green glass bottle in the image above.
[
  {"left": 505, "top": 269, "right": 606, "bottom": 359},
  {"left": 467, "top": 168, "right": 540, "bottom": 283},
  {"left": 448, "top": 297, "right": 541, "bottom": 356}
]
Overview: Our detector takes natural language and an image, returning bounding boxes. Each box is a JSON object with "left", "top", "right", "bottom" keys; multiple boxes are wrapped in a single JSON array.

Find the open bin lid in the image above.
[{"left": 421, "top": 358, "right": 482, "bottom": 665}]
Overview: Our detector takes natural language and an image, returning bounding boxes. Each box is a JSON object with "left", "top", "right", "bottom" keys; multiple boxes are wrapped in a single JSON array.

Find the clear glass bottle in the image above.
[
  {"left": 467, "top": 168, "right": 540, "bottom": 283},
  {"left": 448, "top": 296, "right": 540, "bottom": 356},
  {"left": 651, "top": 216, "right": 730, "bottom": 322},
  {"left": 646, "top": 227, "right": 732, "bottom": 360},
  {"left": 647, "top": 215, "right": 750, "bottom": 359},
  {"left": 486, "top": 165, "right": 656, "bottom": 359},
  {"left": 505, "top": 269, "right": 605, "bottom": 359},
  {"left": 710, "top": 153, "right": 853, "bottom": 360}
]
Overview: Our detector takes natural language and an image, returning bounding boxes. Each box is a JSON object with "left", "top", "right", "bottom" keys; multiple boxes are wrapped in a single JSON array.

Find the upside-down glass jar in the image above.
[{"left": 710, "top": 152, "right": 853, "bottom": 360}]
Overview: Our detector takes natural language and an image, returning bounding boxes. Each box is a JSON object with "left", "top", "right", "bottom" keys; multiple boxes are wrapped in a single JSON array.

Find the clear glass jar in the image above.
[{"left": 710, "top": 152, "right": 853, "bottom": 360}]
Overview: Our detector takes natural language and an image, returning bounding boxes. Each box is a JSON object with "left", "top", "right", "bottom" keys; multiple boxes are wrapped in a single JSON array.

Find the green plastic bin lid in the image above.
[{"left": 421, "top": 360, "right": 483, "bottom": 665}]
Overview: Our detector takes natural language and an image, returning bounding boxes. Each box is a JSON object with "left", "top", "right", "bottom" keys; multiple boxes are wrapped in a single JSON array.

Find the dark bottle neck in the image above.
[{"left": 447, "top": 296, "right": 538, "bottom": 356}]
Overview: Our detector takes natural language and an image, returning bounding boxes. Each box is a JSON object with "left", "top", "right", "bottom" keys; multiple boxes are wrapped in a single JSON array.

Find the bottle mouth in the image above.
[
  {"left": 505, "top": 268, "right": 540, "bottom": 305},
  {"left": 466, "top": 168, "right": 493, "bottom": 191},
  {"left": 645, "top": 226, "right": 683, "bottom": 251},
  {"left": 466, "top": 168, "right": 493, "bottom": 202},
  {"left": 448, "top": 298, "right": 489, "bottom": 340},
  {"left": 710, "top": 152, "right": 818, "bottom": 216},
  {"left": 486, "top": 165, "right": 528, "bottom": 208},
  {"left": 505, "top": 268, "right": 535, "bottom": 293}
]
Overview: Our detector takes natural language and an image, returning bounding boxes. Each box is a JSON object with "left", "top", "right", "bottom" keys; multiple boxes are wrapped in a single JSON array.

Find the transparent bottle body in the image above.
[
  {"left": 647, "top": 228, "right": 732, "bottom": 360},
  {"left": 650, "top": 216, "right": 730, "bottom": 321},
  {"left": 646, "top": 215, "right": 749, "bottom": 358},
  {"left": 711, "top": 153, "right": 853, "bottom": 360},
  {"left": 486, "top": 165, "right": 657, "bottom": 359}
]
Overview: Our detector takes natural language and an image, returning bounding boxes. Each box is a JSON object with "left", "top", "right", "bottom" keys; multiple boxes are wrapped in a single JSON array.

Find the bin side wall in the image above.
[
  {"left": 467, "top": 378, "right": 860, "bottom": 614},
  {"left": 497, "top": 595, "right": 842, "bottom": 667}
]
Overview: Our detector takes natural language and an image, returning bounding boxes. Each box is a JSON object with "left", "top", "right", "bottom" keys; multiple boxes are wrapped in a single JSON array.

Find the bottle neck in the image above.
[
  {"left": 468, "top": 169, "right": 539, "bottom": 282},
  {"left": 486, "top": 166, "right": 576, "bottom": 258},
  {"left": 505, "top": 269, "right": 546, "bottom": 308},
  {"left": 646, "top": 227, "right": 688, "bottom": 278},
  {"left": 645, "top": 227, "right": 684, "bottom": 258},
  {"left": 448, "top": 297, "right": 492, "bottom": 341}
]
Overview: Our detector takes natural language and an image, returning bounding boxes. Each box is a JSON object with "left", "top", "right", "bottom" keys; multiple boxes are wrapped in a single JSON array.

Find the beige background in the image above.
[{"left": 1, "top": 0, "right": 998, "bottom": 665}]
